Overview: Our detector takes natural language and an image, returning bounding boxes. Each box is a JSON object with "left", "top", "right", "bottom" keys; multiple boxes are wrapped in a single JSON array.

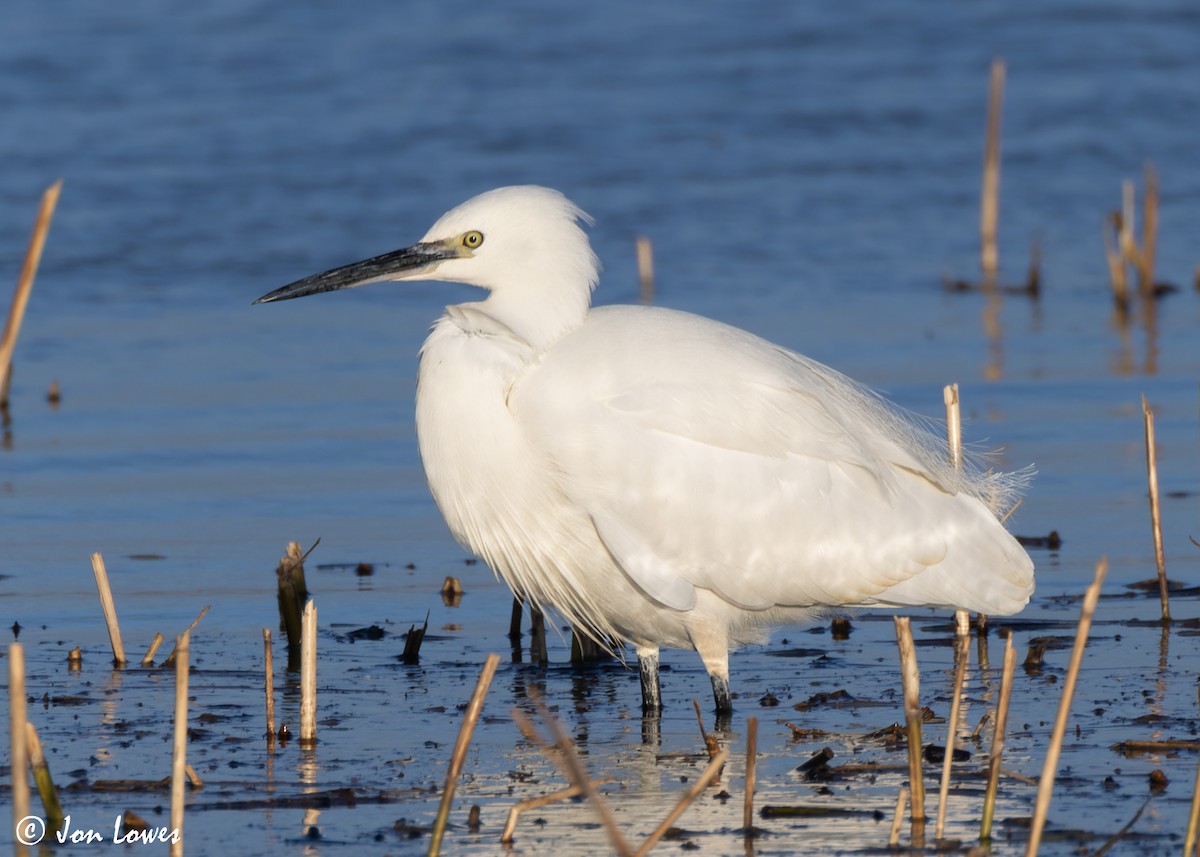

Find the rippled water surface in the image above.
[{"left": 2, "top": 1, "right": 1200, "bottom": 854}]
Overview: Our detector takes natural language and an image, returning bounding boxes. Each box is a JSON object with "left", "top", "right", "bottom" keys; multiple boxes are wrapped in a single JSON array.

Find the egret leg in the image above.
[
  {"left": 710, "top": 674, "right": 733, "bottom": 717},
  {"left": 689, "top": 624, "right": 733, "bottom": 716},
  {"left": 636, "top": 645, "right": 662, "bottom": 715}
]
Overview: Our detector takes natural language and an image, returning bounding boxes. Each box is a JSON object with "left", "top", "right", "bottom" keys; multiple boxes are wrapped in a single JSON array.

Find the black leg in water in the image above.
[
  {"left": 638, "top": 651, "right": 663, "bottom": 715},
  {"left": 711, "top": 674, "right": 733, "bottom": 717}
]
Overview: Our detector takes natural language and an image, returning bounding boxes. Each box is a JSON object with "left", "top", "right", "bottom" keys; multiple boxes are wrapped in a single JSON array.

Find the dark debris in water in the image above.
[
  {"left": 1125, "top": 577, "right": 1200, "bottom": 595},
  {"left": 341, "top": 625, "right": 387, "bottom": 642},
  {"left": 1111, "top": 738, "right": 1200, "bottom": 757},
  {"left": 923, "top": 744, "right": 971, "bottom": 764},
  {"left": 194, "top": 787, "right": 418, "bottom": 812},
  {"left": 760, "top": 804, "right": 882, "bottom": 820},
  {"left": 765, "top": 647, "right": 826, "bottom": 658},
  {"left": 796, "top": 747, "right": 835, "bottom": 780},
  {"left": 792, "top": 689, "right": 887, "bottom": 711},
  {"left": 1015, "top": 530, "right": 1062, "bottom": 550}
]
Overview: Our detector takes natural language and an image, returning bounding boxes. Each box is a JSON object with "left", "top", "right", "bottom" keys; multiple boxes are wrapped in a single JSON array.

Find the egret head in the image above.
[{"left": 254, "top": 185, "right": 599, "bottom": 305}]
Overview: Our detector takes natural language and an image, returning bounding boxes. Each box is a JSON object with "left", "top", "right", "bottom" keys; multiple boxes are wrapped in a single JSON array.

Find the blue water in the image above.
[{"left": 2, "top": 1, "right": 1200, "bottom": 854}]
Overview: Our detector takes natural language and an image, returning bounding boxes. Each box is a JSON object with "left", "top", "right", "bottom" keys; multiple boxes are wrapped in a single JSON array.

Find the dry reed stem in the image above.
[
  {"left": 1025, "top": 557, "right": 1107, "bottom": 857},
  {"left": 26, "top": 722, "right": 65, "bottom": 833},
  {"left": 1142, "top": 395, "right": 1170, "bottom": 621},
  {"left": 9, "top": 643, "right": 30, "bottom": 848},
  {"left": 980, "top": 58, "right": 1005, "bottom": 280},
  {"left": 0, "top": 180, "right": 62, "bottom": 406},
  {"left": 512, "top": 702, "right": 633, "bottom": 857},
  {"left": 141, "top": 632, "right": 164, "bottom": 667},
  {"left": 90, "top": 552, "right": 127, "bottom": 666},
  {"left": 636, "top": 235, "right": 654, "bottom": 304},
  {"left": 300, "top": 600, "right": 317, "bottom": 745},
  {"left": 691, "top": 698, "right": 721, "bottom": 761},
  {"left": 981, "top": 634, "right": 1017, "bottom": 842},
  {"left": 1186, "top": 686, "right": 1200, "bottom": 856},
  {"left": 944, "top": 383, "right": 962, "bottom": 471},
  {"left": 170, "top": 631, "right": 190, "bottom": 857},
  {"left": 1091, "top": 798, "right": 1150, "bottom": 857},
  {"left": 944, "top": 385, "right": 973, "bottom": 638},
  {"left": 1102, "top": 213, "right": 1129, "bottom": 310},
  {"left": 263, "top": 628, "right": 276, "bottom": 740},
  {"left": 743, "top": 716, "right": 758, "bottom": 833},
  {"left": 935, "top": 633, "right": 970, "bottom": 839},
  {"left": 428, "top": 653, "right": 502, "bottom": 857},
  {"left": 889, "top": 786, "right": 909, "bottom": 847},
  {"left": 499, "top": 777, "right": 616, "bottom": 844},
  {"left": 893, "top": 617, "right": 926, "bottom": 821},
  {"left": 1138, "top": 163, "right": 1158, "bottom": 296},
  {"left": 1120, "top": 180, "right": 1136, "bottom": 264},
  {"left": 164, "top": 605, "right": 211, "bottom": 666},
  {"left": 634, "top": 750, "right": 729, "bottom": 857},
  {"left": 1000, "top": 497, "right": 1023, "bottom": 526}
]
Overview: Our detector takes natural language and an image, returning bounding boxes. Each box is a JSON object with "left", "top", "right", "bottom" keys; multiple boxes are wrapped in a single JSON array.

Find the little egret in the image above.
[{"left": 255, "top": 186, "right": 1034, "bottom": 715}]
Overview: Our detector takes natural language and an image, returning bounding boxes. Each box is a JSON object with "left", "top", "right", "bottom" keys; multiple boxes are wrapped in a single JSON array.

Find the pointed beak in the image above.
[{"left": 253, "top": 241, "right": 456, "bottom": 304}]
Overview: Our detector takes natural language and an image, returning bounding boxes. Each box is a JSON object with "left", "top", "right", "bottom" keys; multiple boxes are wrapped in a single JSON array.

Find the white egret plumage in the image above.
[{"left": 255, "top": 186, "right": 1034, "bottom": 715}]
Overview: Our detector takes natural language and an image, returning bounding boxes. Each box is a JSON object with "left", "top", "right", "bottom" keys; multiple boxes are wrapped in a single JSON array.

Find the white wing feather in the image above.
[{"left": 513, "top": 305, "right": 1033, "bottom": 616}]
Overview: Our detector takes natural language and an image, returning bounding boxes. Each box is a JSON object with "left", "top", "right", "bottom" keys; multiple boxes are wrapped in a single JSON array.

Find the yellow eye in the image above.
[{"left": 462, "top": 230, "right": 484, "bottom": 249}]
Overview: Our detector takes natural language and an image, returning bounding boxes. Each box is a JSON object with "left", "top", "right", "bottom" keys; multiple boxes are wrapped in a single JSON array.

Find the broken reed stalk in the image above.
[
  {"left": 1142, "top": 395, "right": 1170, "bottom": 622},
  {"left": 429, "top": 652, "right": 501, "bottom": 857},
  {"left": 692, "top": 698, "right": 721, "bottom": 761},
  {"left": 300, "top": 599, "right": 317, "bottom": 745},
  {"left": 1025, "top": 557, "right": 1107, "bottom": 857},
  {"left": 981, "top": 633, "right": 1017, "bottom": 842},
  {"left": 889, "top": 786, "right": 909, "bottom": 848},
  {"left": 170, "top": 631, "right": 190, "bottom": 857},
  {"left": 633, "top": 750, "right": 729, "bottom": 857},
  {"left": 275, "top": 541, "right": 310, "bottom": 671},
  {"left": 935, "top": 633, "right": 970, "bottom": 839},
  {"left": 743, "top": 716, "right": 758, "bottom": 833},
  {"left": 1185, "top": 688, "right": 1200, "bottom": 856},
  {"left": 401, "top": 613, "right": 429, "bottom": 664},
  {"left": 512, "top": 701, "right": 633, "bottom": 857},
  {"left": 9, "top": 643, "right": 30, "bottom": 842},
  {"left": 164, "top": 605, "right": 211, "bottom": 666},
  {"left": 893, "top": 617, "right": 926, "bottom": 821},
  {"left": 0, "top": 180, "right": 62, "bottom": 407},
  {"left": 499, "top": 777, "right": 616, "bottom": 844},
  {"left": 141, "top": 632, "right": 164, "bottom": 667},
  {"left": 1138, "top": 163, "right": 1158, "bottom": 297},
  {"left": 26, "top": 722, "right": 65, "bottom": 833},
  {"left": 980, "top": 58, "right": 1005, "bottom": 282},
  {"left": 90, "top": 552, "right": 127, "bottom": 667},
  {"left": 263, "top": 628, "right": 276, "bottom": 740},
  {"left": 635, "top": 235, "right": 654, "bottom": 304},
  {"left": 1092, "top": 799, "right": 1150, "bottom": 857}
]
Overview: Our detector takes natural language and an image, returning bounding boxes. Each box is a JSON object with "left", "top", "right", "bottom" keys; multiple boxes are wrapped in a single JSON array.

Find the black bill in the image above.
[{"left": 253, "top": 241, "right": 454, "bottom": 304}]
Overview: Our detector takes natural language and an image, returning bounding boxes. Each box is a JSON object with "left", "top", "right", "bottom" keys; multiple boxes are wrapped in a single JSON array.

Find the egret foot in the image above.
[{"left": 637, "top": 648, "right": 662, "bottom": 715}]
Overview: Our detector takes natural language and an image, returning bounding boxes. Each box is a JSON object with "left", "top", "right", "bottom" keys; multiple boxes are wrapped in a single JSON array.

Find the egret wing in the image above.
[{"left": 514, "top": 306, "right": 1032, "bottom": 615}]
